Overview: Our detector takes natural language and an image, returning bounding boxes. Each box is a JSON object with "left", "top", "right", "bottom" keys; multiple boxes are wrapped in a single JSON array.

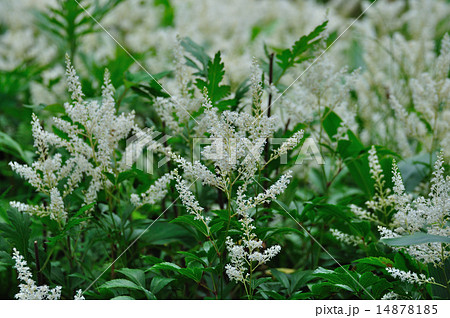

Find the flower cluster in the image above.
[
  {"left": 168, "top": 66, "right": 295, "bottom": 289},
  {"left": 225, "top": 236, "right": 281, "bottom": 284},
  {"left": 363, "top": 146, "right": 396, "bottom": 225},
  {"left": 198, "top": 91, "right": 277, "bottom": 176},
  {"left": 131, "top": 172, "right": 175, "bottom": 207},
  {"left": 174, "top": 174, "right": 210, "bottom": 224},
  {"left": 354, "top": 0, "right": 450, "bottom": 159},
  {"left": 381, "top": 291, "right": 399, "bottom": 300},
  {"left": 385, "top": 267, "right": 435, "bottom": 286},
  {"left": 271, "top": 130, "right": 305, "bottom": 159},
  {"left": 380, "top": 154, "right": 449, "bottom": 265},
  {"left": 330, "top": 229, "right": 364, "bottom": 247},
  {"left": 12, "top": 248, "right": 62, "bottom": 300},
  {"left": 9, "top": 56, "right": 136, "bottom": 223},
  {"left": 346, "top": 146, "right": 396, "bottom": 232},
  {"left": 224, "top": 172, "right": 290, "bottom": 284},
  {"left": 74, "top": 289, "right": 85, "bottom": 300},
  {"left": 12, "top": 248, "right": 84, "bottom": 300}
]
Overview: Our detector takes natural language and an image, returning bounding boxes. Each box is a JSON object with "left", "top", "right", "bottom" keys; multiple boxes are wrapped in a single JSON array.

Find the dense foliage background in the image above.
[{"left": 0, "top": 0, "right": 449, "bottom": 300}]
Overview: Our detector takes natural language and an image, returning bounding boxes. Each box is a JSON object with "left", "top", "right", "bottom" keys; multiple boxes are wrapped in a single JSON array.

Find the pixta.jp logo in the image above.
[{"left": 125, "top": 128, "right": 170, "bottom": 174}]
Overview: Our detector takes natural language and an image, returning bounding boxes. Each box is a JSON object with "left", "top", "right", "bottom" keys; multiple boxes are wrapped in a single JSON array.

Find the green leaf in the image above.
[
  {"left": 150, "top": 277, "right": 175, "bottom": 294},
  {"left": 141, "top": 221, "right": 193, "bottom": 245},
  {"left": 251, "top": 277, "right": 272, "bottom": 290},
  {"left": 154, "top": 0, "right": 175, "bottom": 26},
  {"left": 195, "top": 51, "right": 230, "bottom": 104},
  {"left": 313, "top": 267, "right": 360, "bottom": 293},
  {"left": 382, "top": 232, "right": 450, "bottom": 246},
  {"left": 116, "top": 268, "right": 146, "bottom": 287},
  {"left": 170, "top": 215, "right": 209, "bottom": 236},
  {"left": 103, "top": 172, "right": 116, "bottom": 185},
  {"left": 178, "top": 267, "right": 203, "bottom": 283},
  {"left": 74, "top": 203, "right": 95, "bottom": 217},
  {"left": 354, "top": 257, "right": 394, "bottom": 268},
  {"left": 99, "top": 279, "right": 142, "bottom": 291},
  {"left": 44, "top": 103, "right": 65, "bottom": 114},
  {"left": 310, "top": 282, "right": 341, "bottom": 298},
  {"left": 178, "top": 251, "right": 208, "bottom": 267},
  {"left": 271, "top": 268, "right": 290, "bottom": 289},
  {"left": 131, "top": 82, "right": 169, "bottom": 99},
  {"left": 209, "top": 221, "right": 225, "bottom": 234},
  {"left": 289, "top": 270, "right": 314, "bottom": 295},
  {"left": 429, "top": 259, "right": 450, "bottom": 299},
  {"left": 181, "top": 37, "right": 211, "bottom": 76},
  {"left": 359, "top": 272, "right": 380, "bottom": 288},
  {"left": 322, "top": 107, "right": 342, "bottom": 141},
  {"left": 0, "top": 209, "right": 31, "bottom": 257},
  {"left": 111, "top": 296, "right": 135, "bottom": 300},
  {"left": 117, "top": 171, "right": 136, "bottom": 184},
  {"left": 0, "top": 131, "right": 33, "bottom": 164},
  {"left": 290, "top": 291, "right": 313, "bottom": 300},
  {"left": 398, "top": 153, "right": 433, "bottom": 192},
  {"left": 47, "top": 203, "right": 93, "bottom": 246},
  {"left": 149, "top": 262, "right": 181, "bottom": 272},
  {"left": 261, "top": 290, "right": 285, "bottom": 300},
  {"left": 276, "top": 21, "right": 328, "bottom": 74}
]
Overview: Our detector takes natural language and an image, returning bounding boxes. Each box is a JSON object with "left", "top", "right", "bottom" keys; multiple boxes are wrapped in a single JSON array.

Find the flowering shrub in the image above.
[{"left": 0, "top": 0, "right": 449, "bottom": 300}]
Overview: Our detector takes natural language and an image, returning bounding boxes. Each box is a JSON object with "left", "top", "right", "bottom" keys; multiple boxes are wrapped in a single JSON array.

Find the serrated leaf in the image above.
[
  {"left": 178, "top": 251, "right": 208, "bottom": 267},
  {"left": 359, "top": 272, "right": 380, "bottom": 288},
  {"left": 99, "top": 279, "right": 142, "bottom": 291},
  {"left": 170, "top": 215, "right": 209, "bottom": 236},
  {"left": 149, "top": 262, "right": 181, "bottom": 272},
  {"left": 0, "top": 209, "right": 31, "bottom": 257},
  {"left": 181, "top": 37, "right": 210, "bottom": 76},
  {"left": 196, "top": 51, "right": 230, "bottom": 104},
  {"left": 276, "top": 21, "right": 328, "bottom": 74},
  {"left": 178, "top": 267, "right": 203, "bottom": 283},
  {"left": 150, "top": 276, "right": 175, "bottom": 294},
  {"left": 116, "top": 268, "right": 146, "bottom": 287},
  {"left": 354, "top": 257, "right": 394, "bottom": 268}
]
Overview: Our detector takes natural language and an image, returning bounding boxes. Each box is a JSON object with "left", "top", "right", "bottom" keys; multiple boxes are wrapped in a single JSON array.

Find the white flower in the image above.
[
  {"left": 250, "top": 57, "right": 263, "bottom": 114},
  {"left": 381, "top": 291, "right": 399, "bottom": 300},
  {"left": 385, "top": 267, "right": 435, "bottom": 286},
  {"left": 378, "top": 226, "right": 399, "bottom": 239},
  {"left": 9, "top": 56, "right": 136, "bottom": 222},
  {"left": 12, "top": 248, "right": 62, "bottom": 300},
  {"left": 174, "top": 175, "right": 209, "bottom": 224},
  {"left": 272, "top": 130, "right": 305, "bottom": 159},
  {"left": 225, "top": 264, "right": 246, "bottom": 283},
  {"left": 172, "top": 154, "right": 223, "bottom": 189},
  {"left": 74, "top": 289, "right": 85, "bottom": 300},
  {"left": 330, "top": 228, "right": 364, "bottom": 247},
  {"left": 197, "top": 92, "right": 277, "bottom": 175},
  {"left": 131, "top": 172, "right": 175, "bottom": 207},
  {"left": 236, "top": 171, "right": 292, "bottom": 216},
  {"left": 383, "top": 154, "right": 450, "bottom": 265},
  {"left": 368, "top": 145, "right": 383, "bottom": 183}
]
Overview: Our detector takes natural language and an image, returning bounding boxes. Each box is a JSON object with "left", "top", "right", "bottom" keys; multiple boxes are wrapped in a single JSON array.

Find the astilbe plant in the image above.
[
  {"left": 3, "top": 1, "right": 450, "bottom": 300},
  {"left": 128, "top": 56, "right": 305, "bottom": 298},
  {"left": 380, "top": 154, "right": 449, "bottom": 266},
  {"left": 8, "top": 55, "right": 137, "bottom": 299},
  {"left": 9, "top": 55, "right": 135, "bottom": 227},
  {"left": 12, "top": 248, "right": 84, "bottom": 300}
]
